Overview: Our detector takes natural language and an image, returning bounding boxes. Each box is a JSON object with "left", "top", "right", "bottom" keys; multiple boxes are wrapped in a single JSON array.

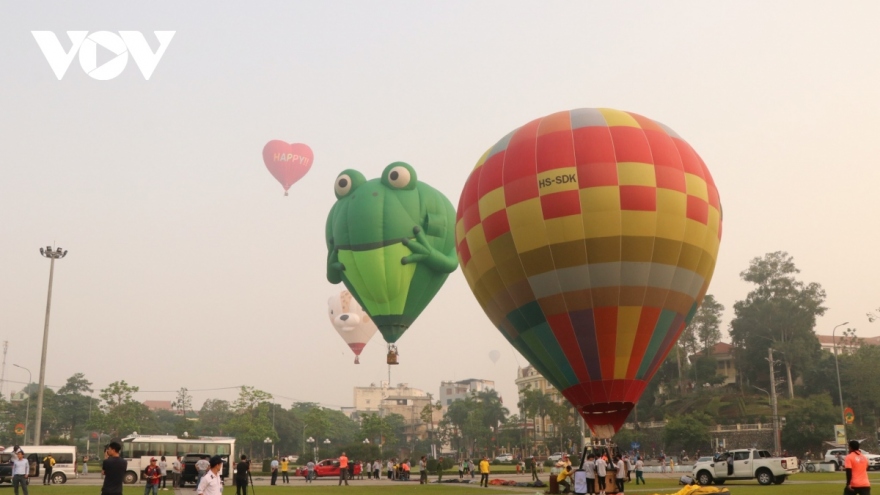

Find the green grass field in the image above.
[{"left": 9, "top": 472, "right": 879, "bottom": 495}]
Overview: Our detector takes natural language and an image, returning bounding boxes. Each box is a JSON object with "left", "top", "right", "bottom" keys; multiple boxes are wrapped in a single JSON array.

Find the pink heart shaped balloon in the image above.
[{"left": 262, "top": 140, "right": 314, "bottom": 195}]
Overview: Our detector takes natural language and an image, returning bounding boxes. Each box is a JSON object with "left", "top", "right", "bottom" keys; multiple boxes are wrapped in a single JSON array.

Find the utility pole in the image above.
[
  {"left": 768, "top": 347, "right": 780, "bottom": 455},
  {"left": 36, "top": 245, "right": 67, "bottom": 445}
]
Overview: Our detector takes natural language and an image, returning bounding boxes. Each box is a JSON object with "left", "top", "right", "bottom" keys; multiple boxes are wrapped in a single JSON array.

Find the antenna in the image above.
[{"left": 0, "top": 341, "right": 8, "bottom": 398}]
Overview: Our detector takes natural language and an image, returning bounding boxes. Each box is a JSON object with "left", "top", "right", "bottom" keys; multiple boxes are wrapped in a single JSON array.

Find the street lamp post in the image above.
[
  {"left": 307, "top": 437, "right": 315, "bottom": 462},
  {"left": 832, "top": 322, "right": 850, "bottom": 444},
  {"left": 264, "top": 437, "right": 274, "bottom": 457},
  {"left": 35, "top": 245, "right": 67, "bottom": 445},
  {"left": 323, "top": 439, "right": 330, "bottom": 459},
  {"left": 13, "top": 364, "right": 31, "bottom": 445}
]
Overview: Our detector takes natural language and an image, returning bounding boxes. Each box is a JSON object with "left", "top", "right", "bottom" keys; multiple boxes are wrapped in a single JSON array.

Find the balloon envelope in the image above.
[
  {"left": 263, "top": 140, "right": 313, "bottom": 195},
  {"left": 455, "top": 108, "right": 722, "bottom": 437},
  {"left": 328, "top": 289, "right": 378, "bottom": 363},
  {"left": 489, "top": 350, "right": 501, "bottom": 364}
]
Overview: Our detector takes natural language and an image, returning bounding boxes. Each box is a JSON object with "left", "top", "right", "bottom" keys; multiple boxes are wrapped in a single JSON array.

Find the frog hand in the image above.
[
  {"left": 401, "top": 226, "right": 458, "bottom": 273},
  {"left": 327, "top": 248, "right": 346, "bottom": 284}
]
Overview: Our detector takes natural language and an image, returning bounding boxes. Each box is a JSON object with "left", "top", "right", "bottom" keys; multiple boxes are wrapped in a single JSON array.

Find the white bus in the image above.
[
  {"left": 120, "top": 435, "right": 235, "bottom": 484},
  {"left": 0, "top": 445, "right": 78, "bottom": 484}
]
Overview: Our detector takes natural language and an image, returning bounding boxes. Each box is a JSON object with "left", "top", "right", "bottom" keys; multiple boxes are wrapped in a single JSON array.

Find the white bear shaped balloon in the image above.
[{"left": 328, "top": 290, "right": 378, "bottom": 364}]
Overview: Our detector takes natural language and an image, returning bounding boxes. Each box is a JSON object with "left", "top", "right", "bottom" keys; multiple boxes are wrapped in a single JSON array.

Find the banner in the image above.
[
  {"left": 845, "top": 407, "right": 855, "bottom": 425},
  {"left": 835, "top": 424, "right": 847, "bottom": 445}
]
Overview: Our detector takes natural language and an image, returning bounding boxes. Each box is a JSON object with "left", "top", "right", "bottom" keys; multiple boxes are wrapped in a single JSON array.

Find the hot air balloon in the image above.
[
  {"left": 326, "top": 162, "right": 458, "bottom": 363},
  {"left": 263, "top": 140, "right": 313, "bottom": 195},
  {"left": 328, "top": 289, "right": 378, "bottom": 364},
  {"left": 489, "top": 350, "right": 501, "bottom": 364},
  {"left": 455, "top": 108, "right": 722, "bottom": 438}
]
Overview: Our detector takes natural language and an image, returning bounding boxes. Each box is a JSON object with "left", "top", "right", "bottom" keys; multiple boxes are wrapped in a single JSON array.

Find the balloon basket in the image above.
[
  {"left": 386, "top": 344, "right": 399, "bottom": 365},
  {"left": 354, "top": 355, "right": 360, "bottom": 364}
]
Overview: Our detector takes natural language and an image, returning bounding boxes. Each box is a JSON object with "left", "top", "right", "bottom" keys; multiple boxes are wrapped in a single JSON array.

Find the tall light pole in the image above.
[
  {"left": 832, "top": 322, "right": 850, "bottom": 444},
  {"left": 35, "top": 245, "right": 67, "bottom": 445},
  {"left": 766, "top": 348, "right": 780, "bottom": 456},
  {"left": 13, "top": 364, "right": 31, "bottom": 444}
]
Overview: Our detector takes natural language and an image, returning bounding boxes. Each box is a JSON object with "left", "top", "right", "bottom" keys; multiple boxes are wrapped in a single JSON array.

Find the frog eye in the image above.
[
  {"left": 382, "top": 162, "right": 417, "bottom": 190},
  {"left": 333, "top": 169, "right": 366, "bottom": 199},
  {"left": 335, "top": 174, "right": 353, "bottom": 197},
  {"left": 387, "top": 166, "right": 411, "bottom": 188}
]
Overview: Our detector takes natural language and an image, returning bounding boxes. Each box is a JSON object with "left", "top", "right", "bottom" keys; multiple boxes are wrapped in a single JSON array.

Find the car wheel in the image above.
[
  {"left": 756, "top": 469, "right": 773, "bottom": 485},
  {"left": 52, "top": 472, "right": 66, "bottom": 484},
  {"left": 696, "top": 471, "right": 713, "bottom": 485},
  {"left": 124, "top": 471, "right": 139, "bottom": 484},
  {"left": 773, "top": 475, "right": 786, "bottom": 485}
]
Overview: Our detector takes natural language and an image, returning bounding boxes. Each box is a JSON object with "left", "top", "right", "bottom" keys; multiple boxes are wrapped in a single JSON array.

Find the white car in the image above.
[
  {"left": 547, "top": 452, "right": 566, "bottom": 462},
  {"left": 494, "top": 454, "right": 514, "bottom": 462},
  {"left": 825, "top": 448, "right": 880, "bottom": 470},
  {"left": 692, "top": 449, "right": 798, "bottom": 485}
]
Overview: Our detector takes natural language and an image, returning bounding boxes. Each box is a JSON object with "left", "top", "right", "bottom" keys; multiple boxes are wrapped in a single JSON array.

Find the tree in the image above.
[
  {"left": 197, "top": 399, "right": 232, "bottom": 436},
  {"left": 56, "top": 373, "right": 93, "bottom": 440},
  {"left": 172, "top": 388, "right": 192, "bottom": 416},
  {"left": 96, "top": 380, "right": 150, "bottom": 436},
  {"left": 691, "top": 295, "right": 724, "bottom": 355},
  {"left": 781, "top": 395, "right": 838, "bottom": 454},
  {"left": 100, "top": 380, "right": 139, "bottom": 409},
  {"left": 664, "top": 413, "right": 711, "bottom": 453},
  {"left": 729, "top": 252, "right": 826, "bottom": 397},
  {"left": 224, "top": 387, "right": 275, "bottom": 455}
]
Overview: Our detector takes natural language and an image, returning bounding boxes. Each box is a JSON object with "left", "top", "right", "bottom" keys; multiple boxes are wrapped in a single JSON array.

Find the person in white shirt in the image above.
[
  {"left": 197, "top": 456, "right": 224, "bottom": 495},
  {"left": 595, "top": 456, "right": 607, "bottom": 495},
  {"left": 171, "top": 456, "right": 182, "bottom": 488},
  {"left": 305, "top": 460, "right": 315, "bottom": 483},
  {"left": 615, "top": 456, "right": 626, "bottom": 495},
  {"left": 158, "top": 457, "right": 168, "bottom": 490},
  {"left": 634, "top": 457, "right": 645, "bottom": 485},
  {"left": 12, "top": 450, "right": 30, "bottom": 495},
  {"left": 583, "top": 454, "right": 596, "bottom": 495}
]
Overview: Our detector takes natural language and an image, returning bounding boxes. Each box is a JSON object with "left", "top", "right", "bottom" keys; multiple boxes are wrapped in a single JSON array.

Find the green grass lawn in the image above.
[{"left": 11, "top": 472, "right": 880, "bottom": 495}]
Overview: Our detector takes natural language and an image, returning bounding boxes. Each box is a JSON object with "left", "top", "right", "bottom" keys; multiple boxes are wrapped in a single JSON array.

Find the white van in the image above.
[{"left": 0, "top": 445, "right": 78, "bottom": 484}]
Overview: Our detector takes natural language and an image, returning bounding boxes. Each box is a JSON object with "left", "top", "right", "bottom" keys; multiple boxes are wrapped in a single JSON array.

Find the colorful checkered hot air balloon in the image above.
[{"left": 455, "top": 108, "right": 722, "bottom": 437}]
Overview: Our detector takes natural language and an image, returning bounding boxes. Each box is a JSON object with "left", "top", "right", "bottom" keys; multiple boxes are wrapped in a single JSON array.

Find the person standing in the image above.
[
  {"left": 144, "top": 458, "right": 162, "bottom": 495},
  {"left": 583, "top": 454, "right": 596, "bottom": 495},
  {"left": 614, "top": 455, "right": 626, "bottom": 495},
  {"left": 365, "top": 460, "right": 371, "bottom": 480},
  {"left": 172, "top": 456, "right": 182, "bottom": 489},
  {"left": 338, "top": 452, "right": 349, "bottom": 486},
  {"left": 726, "top": 453, "right": 734, "bottom": 476},
  {"left": 234, "top": 455, "right": 249, "bottom": 495},
  {"left": 468, "top": 459, "right": 476, "bottom": 479},
  {"left": 102, "top": 442, "right": 127, "bottom": 495},
  {"left": 305, "top": 460, "right": 315, "bottom": 483},
  {"left": 158, "top": 456, "right": 168, "bottom": 490},
  {"left": 280, "top": 456, "right": 289, "bottom": 484},
  {"left": 458, "top": 459, "right": 464, "bottom": 479},
  {"left": 82, "top": 455, "right": 89, "bottom": 476},
  {"left": 196, "top": 456, "right": 210, "bottom": 488},
  {"left": 419, "top": 456, "right": 428, "bottom": 485},
  {"left": 634, "top": 456, "right": 645, "bottom": 485},
  {"left": 373, "top": 459, "right": 380, "bottom": 480},
  {"left": 595, "top": 454, "right": 607, "bottom": 495},
  {"left": 197, "top": 456, "right": 224, "bottom": 495},
  {"left": 42, "top": 453, "right": 55, "bottom": 485},
  {"left": 269, "top": 456, "right": 279, "bottom": 486},
  {"left": 12, "top": 450, "right": 30, "bottom": 495},
  {"left": 479, "top": 456, "right": 490, "bottom": 488},
  {"left": 845, "top": 440, "right": 871, "bottom": 495},
  {"left": 387, "top": 459, "right": 393, "bottom": 480},
  {"left": 531, "top": 457, "right": 539, "bottom": 481}
]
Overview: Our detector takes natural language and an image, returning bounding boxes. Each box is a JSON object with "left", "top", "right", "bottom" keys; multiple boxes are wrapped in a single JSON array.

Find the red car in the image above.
[{"left": 300, "top": 459, "right": 362, "bottom": 478}]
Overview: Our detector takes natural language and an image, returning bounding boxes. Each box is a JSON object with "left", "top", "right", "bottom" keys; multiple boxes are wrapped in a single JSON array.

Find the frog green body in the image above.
[{"left": 326, "top": 162, "right": 458, "bottom": 343}]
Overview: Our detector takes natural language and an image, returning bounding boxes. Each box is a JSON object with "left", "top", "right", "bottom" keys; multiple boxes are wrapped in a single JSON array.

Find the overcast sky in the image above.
[{"left": 1, "top": 1, "right": 878, "bottom": 416}]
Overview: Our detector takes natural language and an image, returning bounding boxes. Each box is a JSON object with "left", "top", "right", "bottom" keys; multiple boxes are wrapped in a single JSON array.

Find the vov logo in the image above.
[{"left": 32, "top": 31, "right": 175, "bottom": 80}]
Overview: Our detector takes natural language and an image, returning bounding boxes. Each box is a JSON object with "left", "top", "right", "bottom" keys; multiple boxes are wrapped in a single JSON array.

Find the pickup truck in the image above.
[
  {"left": 302, "top": 459, "right": 362, "bottom": 478},
  {"left": 692, "top": 449, "right": 798, "bottom": 485}
]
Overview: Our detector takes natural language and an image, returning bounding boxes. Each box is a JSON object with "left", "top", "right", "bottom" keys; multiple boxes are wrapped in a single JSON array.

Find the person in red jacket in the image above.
[{"left": 144, "top": 458, "right": 162, "bottom": 495}]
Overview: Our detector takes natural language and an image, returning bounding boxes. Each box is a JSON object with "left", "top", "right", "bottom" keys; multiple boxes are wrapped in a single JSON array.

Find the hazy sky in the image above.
[{"left": 1, "top": 1, "right": 879, "bottom": 416}]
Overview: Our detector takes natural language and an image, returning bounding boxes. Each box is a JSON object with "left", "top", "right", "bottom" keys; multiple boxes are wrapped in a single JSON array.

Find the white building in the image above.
[
  {"left": 348, "top": 382, "right": 430, "bottom": 418},
  {"left": 438, "top": 379, "right": 495, "bottom": 409}
]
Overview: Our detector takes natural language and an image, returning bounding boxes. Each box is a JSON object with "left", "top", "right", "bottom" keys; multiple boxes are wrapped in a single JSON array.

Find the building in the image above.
[
  {"left": 515, "top": 365, "right": 566, "bottom": 443},
  {"left": 143, "top": 400, "right": 173, "bottom": 412},
  {"left": 817, "top": 334, "right": 880, "bottom": 355},
  {"left": 707, "top": 342, "right": 736, "bottom": 385},
  {"left": 349, "top": 382, "right": 432, "bottom": 418},
  {"left": 438, "top": 379, "right": 495, "bottom": 409}
]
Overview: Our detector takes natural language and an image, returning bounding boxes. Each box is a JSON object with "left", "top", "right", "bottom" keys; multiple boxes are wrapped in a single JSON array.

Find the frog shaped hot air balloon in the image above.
[
  {"left": 455, "top": 108, "right": 722, "bottom": 438},
  {"left": 326, "top": 162, "right": 458, "bottom": 363}
]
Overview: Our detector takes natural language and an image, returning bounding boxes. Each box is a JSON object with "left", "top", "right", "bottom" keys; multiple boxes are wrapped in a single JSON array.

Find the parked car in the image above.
[
  {"left": 304, "top": 459, "right": 362, "bottom": 478},
  {"left": 180, "top": 453, "right": 231, "bottom": 486},
  {"left": 825, "top": 448, "right": 880, "bottom": 470},
  {"left": 494, "top": 454, "right": 513, "bottom": 463},
  {"left": 693, "top": 449, "right": 798, "bottom": 485},
  {"left": 547, "top": 452, "right": 566, "bottom": 462}
]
